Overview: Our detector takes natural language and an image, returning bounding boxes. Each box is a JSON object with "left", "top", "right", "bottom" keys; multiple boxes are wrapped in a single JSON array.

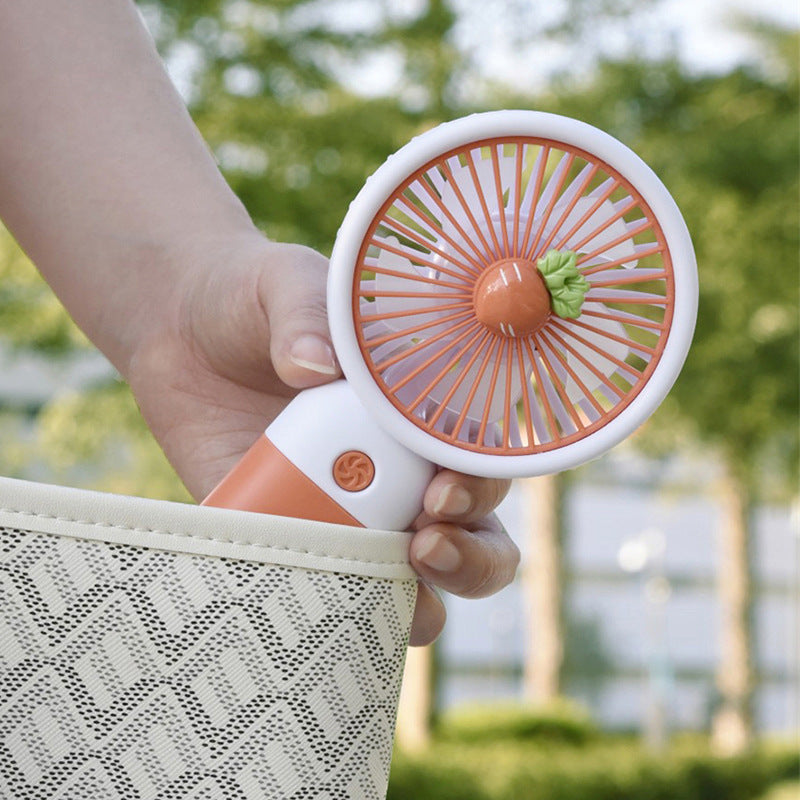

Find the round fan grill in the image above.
[{"left": 329, "top": 112, "right": 696, "bottom": 477}]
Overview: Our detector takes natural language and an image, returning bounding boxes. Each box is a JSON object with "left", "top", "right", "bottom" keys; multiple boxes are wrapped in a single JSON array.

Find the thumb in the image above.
[{"left": 259, "top": 242, "right": 342, "bottom": 389}]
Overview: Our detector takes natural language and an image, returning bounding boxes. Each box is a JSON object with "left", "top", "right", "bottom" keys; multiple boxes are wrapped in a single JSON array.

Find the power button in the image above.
[{"left": 333, "top": 451, "right": 375, "bottom": 492}]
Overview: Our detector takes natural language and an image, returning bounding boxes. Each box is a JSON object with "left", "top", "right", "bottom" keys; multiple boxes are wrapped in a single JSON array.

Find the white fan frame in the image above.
[{"left": 328, "top": 110, "right": 698, "bottom": 478}]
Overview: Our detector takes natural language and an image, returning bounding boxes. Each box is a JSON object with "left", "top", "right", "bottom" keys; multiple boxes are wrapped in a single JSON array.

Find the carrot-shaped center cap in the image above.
[
  {"left": 473, "top": 257, "right": 551, "bottom": 337},
  {"left": 473, "top": 249, "right": 589, "bottom": 338}
]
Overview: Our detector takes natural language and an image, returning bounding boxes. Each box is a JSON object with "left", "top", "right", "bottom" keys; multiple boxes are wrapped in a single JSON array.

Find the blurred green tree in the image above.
[
  {"left": 513, "top": 23, "right": 799, "bottom": 750},
  {"left": 0, "top": 223, "right": 189, "bottom": 499}
]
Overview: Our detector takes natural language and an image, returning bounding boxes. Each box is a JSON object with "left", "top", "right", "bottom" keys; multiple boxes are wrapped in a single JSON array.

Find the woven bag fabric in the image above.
[{"left": 0, "top": 480, "right": 416, "bottom": 800}]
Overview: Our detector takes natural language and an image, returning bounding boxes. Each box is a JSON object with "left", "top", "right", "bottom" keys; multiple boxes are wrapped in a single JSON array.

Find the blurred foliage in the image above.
[
  {"left": 34, "top": 383, "right": 192, "bottom": 501},
  {"left": 0, "top": 230, "right": 189, "bottom": 499},
  {"left": 0, "top": 3, "right": 796, "bottom": 508},
  {"left": 0, "top": 226, "right": 88, "bottom": 354},
  {"left": 514, "top": 24, "right": 798, "bottom": 497},
  {"left": 388, "top": 757, "right": 491, "bottom": 800},
  {"left": 388, "top": 734, "right": 800, "bottom": 800},
  {"left": 436, "top": 699, "right": 598, "bottom": 745}
]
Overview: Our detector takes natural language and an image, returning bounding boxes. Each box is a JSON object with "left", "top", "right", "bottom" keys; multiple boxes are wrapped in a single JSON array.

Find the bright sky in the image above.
[
  {"left": 307, "top": 0, "right": 797, "bottom": 101},
  {"left": 164, "top": 0, "right": 798, "bottom": 103},
  {"left": 657, "top": 0, "right": 798, "bottom": 71},
  {"left": 452, "top": 0, "right": 798, "bottom": 93}
]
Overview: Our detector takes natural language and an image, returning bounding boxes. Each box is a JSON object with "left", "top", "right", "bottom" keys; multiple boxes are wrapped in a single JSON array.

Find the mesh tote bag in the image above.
[{"left": 0, "top": 476, "right": 416, "bottom": 799}]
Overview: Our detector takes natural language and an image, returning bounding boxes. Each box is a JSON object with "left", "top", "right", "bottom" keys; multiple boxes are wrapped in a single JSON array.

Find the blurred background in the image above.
[{"left": 0, "top": 0, "right": 797, "bottom": 797}]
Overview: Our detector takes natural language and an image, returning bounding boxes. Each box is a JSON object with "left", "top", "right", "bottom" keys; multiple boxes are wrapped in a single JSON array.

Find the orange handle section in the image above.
[{"left": 201, "top": 435, "right": 363, "bottom": 527}]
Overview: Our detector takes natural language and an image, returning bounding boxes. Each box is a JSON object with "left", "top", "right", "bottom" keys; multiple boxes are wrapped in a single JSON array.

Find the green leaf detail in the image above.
[{"left": 536, "top": 249, "right": 589, "bottom": 319}]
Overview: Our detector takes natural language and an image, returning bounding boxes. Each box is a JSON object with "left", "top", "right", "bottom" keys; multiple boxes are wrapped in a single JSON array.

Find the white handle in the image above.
[{"left": 266, "top": 381, "right": 436, "bottom": 530}]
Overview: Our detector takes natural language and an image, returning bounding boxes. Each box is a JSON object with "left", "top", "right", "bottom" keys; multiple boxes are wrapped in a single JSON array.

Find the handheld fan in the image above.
[{"left": 203, "top": 111, "right": 697, "bottom": 530}]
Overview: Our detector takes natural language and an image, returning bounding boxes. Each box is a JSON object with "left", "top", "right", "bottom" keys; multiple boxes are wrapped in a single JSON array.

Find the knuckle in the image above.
[
  {"left": 289, "top": 241, "right": 329, "bottom": 267},
  {"left": 464, "top": 536, "right": 519, "bottom": 598},
  {"left": 464, "top": 553, "right": 500, "bottom": 598},
  {"left": 476, "top": 478, "right": 509, "bottom": 516},
  {"left": 298, "top": 296, "right": 330, "bottom": 326}
]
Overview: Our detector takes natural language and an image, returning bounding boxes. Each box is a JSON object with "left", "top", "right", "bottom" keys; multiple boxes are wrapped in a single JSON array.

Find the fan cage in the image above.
[{"left": 352, "top": 136, "right": 675, "bottom": 457}]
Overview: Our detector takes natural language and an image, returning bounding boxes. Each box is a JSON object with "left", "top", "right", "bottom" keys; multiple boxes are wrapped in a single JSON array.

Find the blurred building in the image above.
[{"left": 441, "top": 459, "right": 797, "bottom": 735}]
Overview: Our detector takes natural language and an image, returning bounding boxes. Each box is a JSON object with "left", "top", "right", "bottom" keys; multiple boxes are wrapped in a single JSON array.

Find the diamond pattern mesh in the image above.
[{"left": 0, "top": 527, "right": 416, "bottom": 799}]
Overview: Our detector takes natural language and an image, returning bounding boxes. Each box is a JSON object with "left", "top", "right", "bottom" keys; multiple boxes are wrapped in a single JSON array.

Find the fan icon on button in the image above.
[{"left": 333, "top": 451, "right": 376, "bottom": 492}]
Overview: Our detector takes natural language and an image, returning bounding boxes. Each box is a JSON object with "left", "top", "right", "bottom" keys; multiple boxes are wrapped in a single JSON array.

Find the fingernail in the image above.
[
  {"left": 416, "top": 532, "right": 461, "bottom": 572},
  {"left": 289, "top": 334, "right": 338, "bottom": 375},
  {"left": 433, "top": 484, "right": 472, "bottom": 517}
]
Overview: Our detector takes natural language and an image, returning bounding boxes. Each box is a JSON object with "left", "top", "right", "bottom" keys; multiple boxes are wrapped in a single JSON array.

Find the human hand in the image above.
[{"left": 125, "top": 231, "right": 519, "bottom": 646}]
